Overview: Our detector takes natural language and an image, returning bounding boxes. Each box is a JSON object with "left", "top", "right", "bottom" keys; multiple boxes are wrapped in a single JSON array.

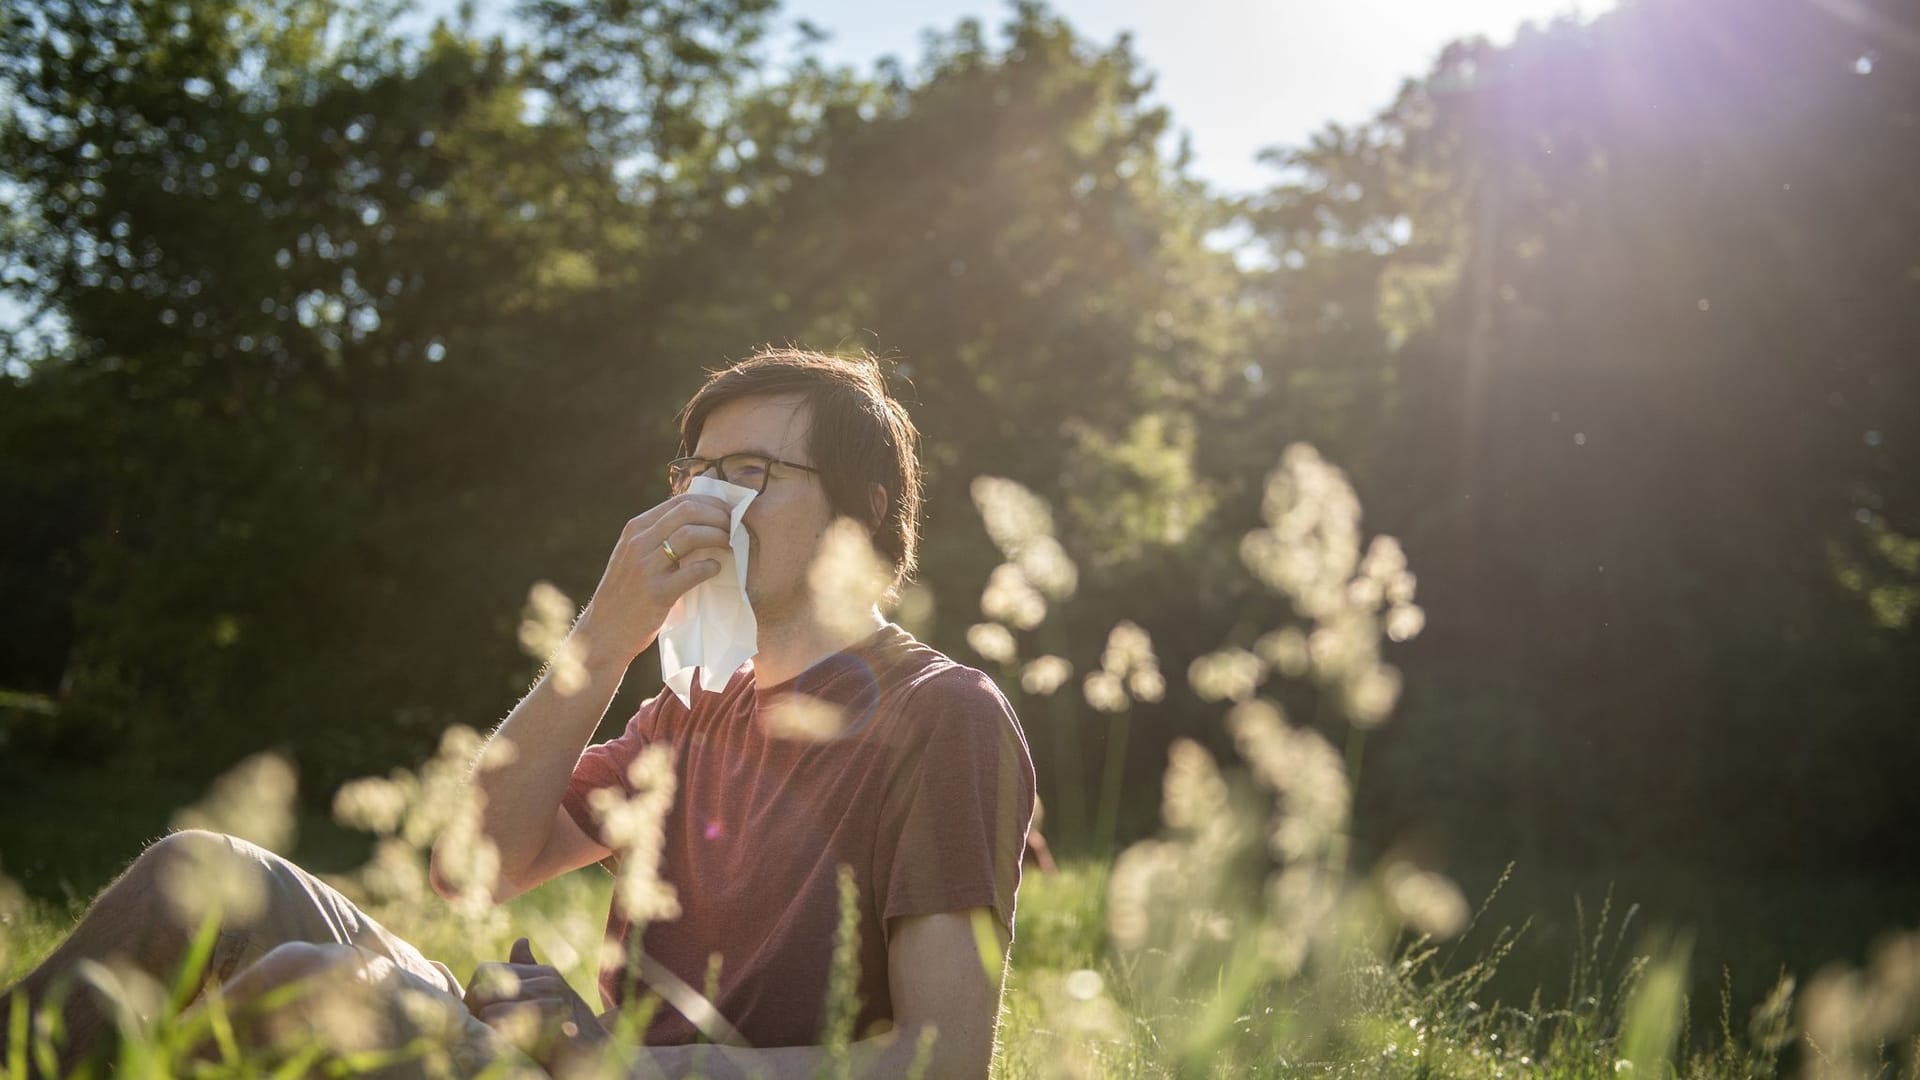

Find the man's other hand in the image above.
[
  {"left": 573, "top": 493, "right": 732, "bottom": 667},
  {"left": 465, "top": 938, "right": 608, "bottom": 1075}
]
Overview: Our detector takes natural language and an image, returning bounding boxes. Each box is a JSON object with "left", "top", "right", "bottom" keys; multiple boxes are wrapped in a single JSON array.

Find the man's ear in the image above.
[{"left": 868, "top": 482, "right": 889, "bottom": 529}]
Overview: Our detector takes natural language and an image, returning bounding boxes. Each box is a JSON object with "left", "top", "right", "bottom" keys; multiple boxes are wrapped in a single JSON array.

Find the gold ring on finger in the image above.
[{"left": 660, "top": 538, "right": 680, "bottom": 564}]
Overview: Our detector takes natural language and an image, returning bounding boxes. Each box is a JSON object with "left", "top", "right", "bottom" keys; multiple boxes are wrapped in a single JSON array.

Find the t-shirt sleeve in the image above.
[
  {"left": 875, "top": 666, "right": 1036, "bottom": 946},
  {"left": 562, "top": 694, "right": 670, "bottom": 848}
]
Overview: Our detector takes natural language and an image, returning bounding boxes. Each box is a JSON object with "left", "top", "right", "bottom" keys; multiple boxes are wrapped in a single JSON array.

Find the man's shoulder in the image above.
[
  {"left": 887, "top": 654, "right": 1004, "bottom": 708},
  {"left": 870, "top": 628, "right": 1002, "bottom": 706},
  {"left": 870, "top": 635, "right": 1027, "bottom": 759}
]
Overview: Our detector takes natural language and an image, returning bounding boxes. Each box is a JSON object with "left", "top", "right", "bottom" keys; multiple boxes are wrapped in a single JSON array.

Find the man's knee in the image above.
[
  {"left": 108, "top": 830, "right": 233, "bottom": 919},
  {"left": 131, "top": 830, "right": 326, "bottom": 956},
  {"left": 132, "top": 830, "right": 258, "bottom": 908},
  {"left": 139, "top": 827, "right": 227, "bottom": 864}
]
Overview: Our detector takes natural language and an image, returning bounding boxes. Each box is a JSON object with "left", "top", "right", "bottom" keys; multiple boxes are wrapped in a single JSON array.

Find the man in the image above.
[{"left": 3, "top": 348, "right": 1037, "bottom": 1079}]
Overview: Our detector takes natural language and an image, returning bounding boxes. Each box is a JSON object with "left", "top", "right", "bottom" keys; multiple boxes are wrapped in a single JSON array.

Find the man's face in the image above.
[{"left": 690, "top": 394, "right": 836, "bottom": 627}]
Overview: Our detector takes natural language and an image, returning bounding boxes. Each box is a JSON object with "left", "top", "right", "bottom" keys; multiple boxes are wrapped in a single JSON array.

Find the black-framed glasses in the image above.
[{"left": 667, "top": 452, "right": 819, "bottom": 494}]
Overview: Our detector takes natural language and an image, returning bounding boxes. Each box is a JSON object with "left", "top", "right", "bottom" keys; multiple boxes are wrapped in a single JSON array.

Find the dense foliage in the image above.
[{"left": 2, "top": 0, "right": 1916, "bottom": 990}]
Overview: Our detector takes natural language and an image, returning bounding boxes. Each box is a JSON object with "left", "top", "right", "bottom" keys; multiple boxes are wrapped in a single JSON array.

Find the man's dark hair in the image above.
[{"left": 679, "top": 347, "right": 924, "bottom": 593}]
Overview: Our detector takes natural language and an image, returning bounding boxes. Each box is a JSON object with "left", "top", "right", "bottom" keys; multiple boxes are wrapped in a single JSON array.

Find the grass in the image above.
[
  {"left": 3, "top": 764, "right": 1920, "bottom": 1076},
  {"left": 9, "top": 846, "right": 1890, "bottom": 1078},
  {"left": 7, "top": 460, "right": 1920, "bottom": 1077},
  {"left": 8, "top": 834, "right": 1917, "bottom": 1072}
]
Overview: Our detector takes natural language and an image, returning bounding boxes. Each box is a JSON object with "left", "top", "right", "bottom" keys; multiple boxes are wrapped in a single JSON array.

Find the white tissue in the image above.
[{"left": 658, "top": 476, "right": 759, "bottom": 706}]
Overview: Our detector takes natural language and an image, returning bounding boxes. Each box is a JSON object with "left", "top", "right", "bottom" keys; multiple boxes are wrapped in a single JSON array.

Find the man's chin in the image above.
[
  {"left": 746, "top": 585, "right": 807, "bottom": 629},
  {"left": 744, "top": 583, "right": 778, "bottom": 621}
]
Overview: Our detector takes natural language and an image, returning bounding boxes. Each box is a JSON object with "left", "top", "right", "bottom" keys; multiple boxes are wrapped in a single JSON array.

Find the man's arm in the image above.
[
  {"left": 635, "top": 909, "right": 1006, "bottom": 1080},
  {"left": 428, "top": 659, "right": 624, "bottom": 903},
  {"left": 429, "top": 494, "right": 731, "bottom": 902}
]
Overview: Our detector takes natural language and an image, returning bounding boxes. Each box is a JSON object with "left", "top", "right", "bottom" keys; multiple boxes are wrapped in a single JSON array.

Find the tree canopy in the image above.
[{"left": 1, "top": 0, "right": 1915, "bottom": 885}]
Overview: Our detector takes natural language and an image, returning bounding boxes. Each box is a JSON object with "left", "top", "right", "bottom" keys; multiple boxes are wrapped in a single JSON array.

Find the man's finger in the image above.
[
  {"left": 666, "top": 557, "right": 725, "bottom": 591},
  {"left": 621, "top": 493, "right": 730, "bottom": 538},
  {"left": 651, "top": 496, "right": 733, "bottom": 535},
  {"left": 510, "top": 937, "right": 537, "bottom": 966},
  {"left": 655, "top": 523, "right": 731, "bottom": 560}
]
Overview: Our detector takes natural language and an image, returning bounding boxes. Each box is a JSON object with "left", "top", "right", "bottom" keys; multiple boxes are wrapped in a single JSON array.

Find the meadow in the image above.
[
  {"left": 5, "top": 452, "right": 1920, "bottom": 1080},
  {"left": 6, "top": 817, "right": 1916, "bottom": 1079}
]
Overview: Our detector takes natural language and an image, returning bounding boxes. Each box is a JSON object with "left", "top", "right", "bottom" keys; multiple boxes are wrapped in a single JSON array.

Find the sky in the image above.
[
  {"left": 417, "top": 0, "right": 1613, "bottom": 195},
  {"left": 780, "top": 0, "right": 1611, "bottom": 194},
  {"left": 2, "top": 0, "right": 1613, "bottom": 365}
]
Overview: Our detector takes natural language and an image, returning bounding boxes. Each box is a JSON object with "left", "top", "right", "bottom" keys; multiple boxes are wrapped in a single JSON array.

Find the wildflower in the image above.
[
  {"left": 1255, "top": 626, "right": 1311, "bottom": 677},
  {"left": 164, "top": 752, "right": 298, "bottom": 921},
  {"left": 890, "top": 582, "right": 936, "bottom": 636},
  {"left": 1344, "top": 665, "right": 1403, "bottom": 729},
  {"left": 399, "top": 726, "right": 487, "bottom": 850},
  {"left": 1306, "top": 611, "right": 1375, "bottom": 682},
  {"left": 433, "top": 783, "right": 503, "bottom": 915},
  {"left": 1262, "top": 865, "right": 1336, "bottom": 977},
  {"left": 1358, "top": 535, "right": 1408, "bottom": 584},
  {"left": 966, "top": 623, "right": 1017, "bottom": 665},
  {"left": 1126, "top": 668, "right": 1166, "bottom": 703},
  {"left": 1386, "top": 570, "right": 1418, "bottom": 607},
  {"left": 171, "top": 751, "right": 298, "bottom": 852},
  {"left": 809, "top": 519, "right": 892, "bottom": 639},
  {"left": 981, "top": 563, "right": 1047, "bottom": 630},
  {"left": 1229, "top": 700, "right": 1349, "bottom": 861},
  {"left": 970, "top": 476, "right": 1056, "bottom": 557},
  {"left": 1106, "top": 839, "right": 1178, "bottom": 950},
  {"left": 971, "top": 476, "right": 1079, "bottom": 602},
  {"left": 1160, "top": 739, "right": 1229, "bottom": 834},
  {"left": 1016, "top": 535, "right": 1079, "bottom": 600},
  {"left": 1242, "top": 444, "right": 1363, "bottom": 621},
  {"left": 1081, "top": 670, "right": 1127, "bottom": 713},
  {"left": 1187, "top": 648, "right": 1266, "bottom": 703},
  {"left": 1082, "top": 621, "right": 1164, "bottom": 709},
  {"left": 1385, "top": 603, "right": 1426, "bottom": 642},
  {"left": 763, "top": 692, "right": 846, "bottom": 742},
  {"left": 1100, "top": 622, "right": 1156, "bottom": 679},
  {"left": 588, "top": 744, "right": 681, "bottom": 926},
  {"left": 359, "top": 837, "right": 429, "bottom": 903},
  {"left": 1382, "top": 862, "right": 1468, "bottom": 939},
  {"left": 519, "top": 581, "right": 587, "bottom": 695},
  {"left": 332, "top": 775, "right": 410, "bottom": 837},
  {"left": 1020, "top": 655, "right": 1074, "bottom": 696}
]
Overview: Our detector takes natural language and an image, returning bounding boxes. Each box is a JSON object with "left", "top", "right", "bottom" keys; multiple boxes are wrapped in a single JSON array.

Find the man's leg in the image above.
[
  {"left": 190, "top": 943, "right": 541, "bottom": 1080},
  {"left": 2, "top": 829, "right": 459, "bottom": 1072}
]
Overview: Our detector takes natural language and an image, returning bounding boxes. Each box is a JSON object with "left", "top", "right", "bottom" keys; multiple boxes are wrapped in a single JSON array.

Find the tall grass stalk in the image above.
[{"left": 7, "top": 452, "right": 1920, "bottom": 1077}]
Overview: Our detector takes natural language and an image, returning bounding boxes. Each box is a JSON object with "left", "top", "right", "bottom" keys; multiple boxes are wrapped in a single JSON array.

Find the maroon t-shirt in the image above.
[{"left": 561, "top": 624, "right": 1036, "bottom": 1048}]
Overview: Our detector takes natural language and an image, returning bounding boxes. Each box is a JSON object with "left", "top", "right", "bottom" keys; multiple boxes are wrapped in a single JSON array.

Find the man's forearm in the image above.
[{"left": 437, "top": 641, "right": 629, "bottom": 893}]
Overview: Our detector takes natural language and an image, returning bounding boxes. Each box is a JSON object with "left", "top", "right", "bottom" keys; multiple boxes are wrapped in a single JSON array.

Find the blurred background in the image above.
[{"left": 2, "top": 0, "right": 1916, "bottom": 1025}]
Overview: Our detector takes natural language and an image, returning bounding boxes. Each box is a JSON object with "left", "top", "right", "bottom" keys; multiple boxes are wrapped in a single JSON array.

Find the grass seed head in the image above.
[
  {"left": 809, "top": 518, "right": 892, "bottom": 639},
  {"left": 1081, "top": 670, "right": 1127, "bottom": 713},
  {"left": 970, "top": 476, "right": 1057, "bottom": 557},
  {"left": 967, "top": 622, "right": 1018, "bottom": 665},
  {"left": 762, "top": 692, "right": 847, "bottom": 742},
  {"left": 588, "top": 744, "right": 681, "bottom": 926},
  {"left": 519, "top": 581, "right": 588, "bottom": 695},
  {"left": 981, "top": 563, "right": 1048, "bottom": 630},
  {"left": 1020, "top": 655, "right": 1074, "bottom": 695}
]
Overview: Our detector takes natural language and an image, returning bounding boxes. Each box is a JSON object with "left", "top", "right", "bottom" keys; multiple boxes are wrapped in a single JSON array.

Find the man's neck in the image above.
[{"left": 751, "top": 607, "right": 886, "bottom": 688}]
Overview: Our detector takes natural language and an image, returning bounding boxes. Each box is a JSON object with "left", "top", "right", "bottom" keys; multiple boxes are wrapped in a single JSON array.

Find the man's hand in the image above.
[
  {"left": 573, "top": 493, "right": 733, "bottom": 668},
  {"left": 465, "top": 938, "right": 609, "bottom": 1076},
  {"left": 431, "top": 497, "right": 729, "bottom": 903}
]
